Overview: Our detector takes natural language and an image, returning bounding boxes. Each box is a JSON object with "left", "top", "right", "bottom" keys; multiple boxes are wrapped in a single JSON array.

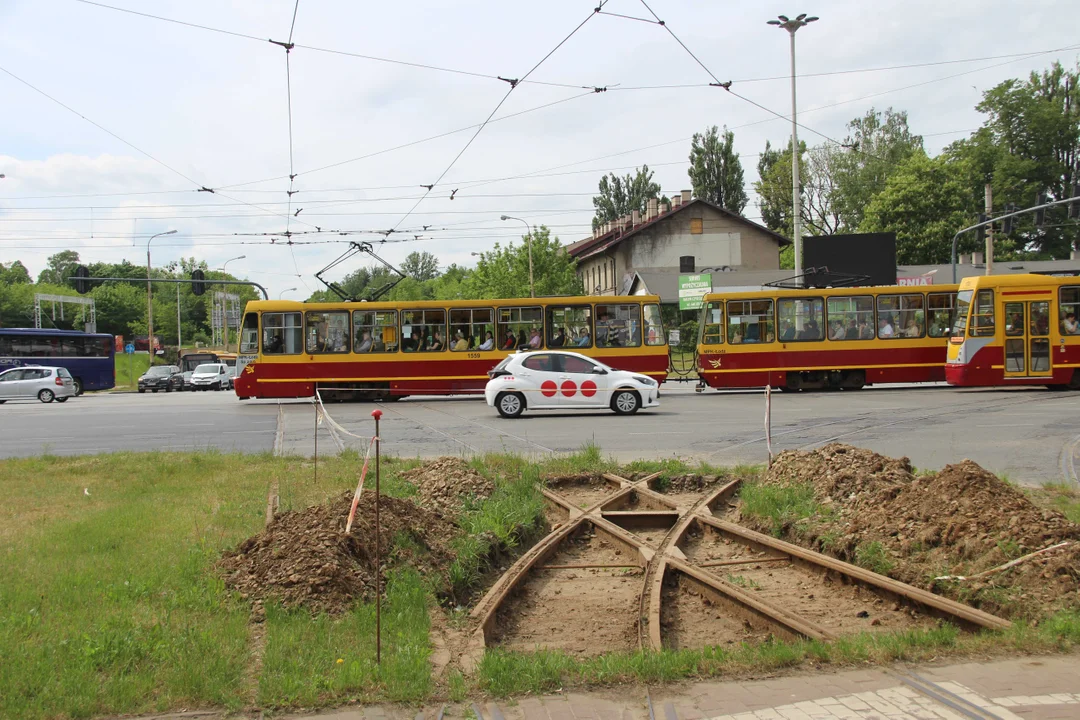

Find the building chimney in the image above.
[
  {"left": 647, "top": 198, "right": 658, "bottom": 220},
  {"left": 632, "top": 209, "right": 641, "bottom": 225},
  {"left": 1072, "top": 250, "right": 1078, "bottom": 261},
  {"left": 672, "top": 194, "right": 682, "bottom": 208},
  {"left": 661, "top": 200, "right": 671, "bottom": 213},
  {"left": 972, "top": 251, "right": 984, "bottom": 265},
  {"left": 622, "top": 214, "right": 631, "bottom": 231},
  {"left": 681, "top": 189, "right": 692, "bottom": 204}
]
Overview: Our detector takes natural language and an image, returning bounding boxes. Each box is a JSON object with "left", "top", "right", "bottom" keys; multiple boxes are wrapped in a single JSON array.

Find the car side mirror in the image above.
[{"left": 591, "top": 367, "right": 608, "bottom": 375}]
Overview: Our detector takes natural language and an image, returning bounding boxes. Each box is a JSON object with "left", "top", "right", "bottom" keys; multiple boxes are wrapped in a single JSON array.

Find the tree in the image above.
[
  {"left": 960, "top": 62, "right": 1080, "bottom": 256},
  {"left": 400, "top": 251, "right": 440, "bottom": 282},
  {"left": 688, "top": 125, "right": 747, "bottom": 213},
  {"left": 0, "top": 260, "right": 31, "bottom": 285},
  {"left": 832, "top": 108, "right": 923, "bottom": 230},
  {"left": 591, "top": 165, "right": 663, "bottom": 231},
  {"left": 88, "top": 283, "right": 145, "bottom": 337},
  {"left": 756, "top": 140, "right": 786, "bottom": 232},
  {"left": 859, "top": 151, "right": 983, "bottom": 264},
  {"left": 36, "top": 250, "right": 81, "bottom": 287},
  {"left": 753, "top": 139, "right": 806, "bottom": 238},
  {"left": 464, "top": 226, "right": 581, "bottom": 299}
]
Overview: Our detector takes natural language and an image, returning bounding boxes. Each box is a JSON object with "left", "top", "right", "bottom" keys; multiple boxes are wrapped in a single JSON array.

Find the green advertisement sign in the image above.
[{"left": 678, "top": 273, "right": 712, "bottom": 310}]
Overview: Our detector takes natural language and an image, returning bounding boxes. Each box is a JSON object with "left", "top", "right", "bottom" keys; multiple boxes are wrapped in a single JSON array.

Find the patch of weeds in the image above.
[
  {"left": 726, "top": 574, "right": 760, "bottom": 590},
  {"left": 1034, "top": 482, "right": 1080, "bottom": 524},
  {"left": 738, "top": 480, "right": 820, "bottom": 537},
  {"left": 854, "top": 541, "right": 894, "bottom": 576},
  {"left": 996, "top": 538, "right": 1023, "bottom": 561},
  {"left": 447, "top": 670, "right": 469, "bottom": 702},
  {"left": 623, "top": 457, "right": 690, "bottom": 479},
  {"left": 541, "top": 441, "right": 616, "bottom": 475}
]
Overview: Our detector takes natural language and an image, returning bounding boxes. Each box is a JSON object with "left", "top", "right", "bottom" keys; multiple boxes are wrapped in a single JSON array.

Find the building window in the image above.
[{"left": 690, "top": 217, "right": 703, "bottom": 234}]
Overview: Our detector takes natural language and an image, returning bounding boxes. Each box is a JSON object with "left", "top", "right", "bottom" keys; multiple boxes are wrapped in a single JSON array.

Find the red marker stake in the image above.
[{"left": 371, "top": 408, "right": 383, "bottom": 666}]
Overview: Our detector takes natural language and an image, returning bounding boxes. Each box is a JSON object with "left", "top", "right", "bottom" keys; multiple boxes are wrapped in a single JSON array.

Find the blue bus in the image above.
[{"left": 0, "top": 328, "right": 116, "bottom": 395}]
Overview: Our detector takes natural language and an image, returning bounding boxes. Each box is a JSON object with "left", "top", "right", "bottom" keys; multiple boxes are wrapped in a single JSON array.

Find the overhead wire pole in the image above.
[{"left": 146, "top": 229, "right": 176, "bottom": 360}]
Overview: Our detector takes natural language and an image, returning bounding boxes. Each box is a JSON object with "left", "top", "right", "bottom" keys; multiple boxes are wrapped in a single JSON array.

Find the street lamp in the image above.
[
  {"left": 279, "top": 287, "right": 298, "bottom": 299},
  {"left": 767, "top": 12, "right": 818, "bottom": 285},
  {"left": 500, "top": 215, "right": 535, "bottom": 297},
  {"left": 219, "top": 255, "right": 246, "bottom": 272},
  {"left": 146, "top": 229, "right": 177, "bottom": 360}
]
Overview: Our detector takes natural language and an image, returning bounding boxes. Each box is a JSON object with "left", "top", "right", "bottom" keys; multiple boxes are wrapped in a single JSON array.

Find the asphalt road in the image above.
[{"left": 1, "top": 384, "right": 1077, "bottom": 486}]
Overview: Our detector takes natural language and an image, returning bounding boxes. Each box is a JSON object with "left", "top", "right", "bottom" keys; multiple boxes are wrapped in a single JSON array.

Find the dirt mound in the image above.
[
  {"left": 400, "top": 457, "right": 495, "bottom": 517},
  {"left": 219, "top": 492, "right": 458, "bottom": 613},
  {"left": 660, "top": 474, "right": 725, "bottom": 494},
  {"left": 744, "top": 444, "right": 1080, "bottom": 618}
]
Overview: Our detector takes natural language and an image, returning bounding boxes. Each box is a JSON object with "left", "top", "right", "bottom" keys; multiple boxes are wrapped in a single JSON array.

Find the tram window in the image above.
[
  {"left": 970, "top": 290, "right": 995, "bottom": 337},
  {"left": 877, "top": 294, "right": 924, "bottom": 339},
  {"left": 262, "top": 312, "right": 302, "bottom": 354},
  {"left": 1030, "top": 301, "right": 1051, "bottom": 336},
  {"left": 353, "top": 310, "right": 398, "bottom": 353},
  {"left": 401, "top": 309, "right": 447, "bottom": 352},
  {"left": 449, "top": 308, "right": 494, "bottom": 351},
  {"left": 305, "top": 311, "right": 350, "bottom": 354},
  {"left": 1004, "top": 302, "right": 1025, "bottom": 336},
  {"left": 776, "top": 298, "right": 823, "bottom": 342},
  {"left": 643, "top": 304, "right": 666, "bottom": 346},
  {"left": 544, "top": 305, "right": 589, "bottom": 348},
  {"left": 927, "top": 293, "right": 957, "bottom": 338},
  {"left": 594, "top": 303, "right": 641, "bottom": 347},
  {"left": 826, "top": 296, "right": 873, "bottom": 341},
  {"left": 1060, "top": 287, "right": 1080, "bottom": 335},
  {"left": 702, "top": 302, "right": 724, "bottom": 345},
  {"left": 239, "top": 313, "right": 259, "bottom": 353},
  {"left": 726, "top": 299, "right": 774, "bottom": 343}
]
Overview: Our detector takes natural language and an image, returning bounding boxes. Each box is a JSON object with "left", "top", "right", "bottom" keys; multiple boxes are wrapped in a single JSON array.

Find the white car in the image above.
[
  {"left": 484, "top": 350, "right": 659, "bottom": 418},
  {"left": 190, "top": 363, "right": 231, "bottom": 391},
  {"left": 0, "top": 365, "right": 77, "bottom": 403}
]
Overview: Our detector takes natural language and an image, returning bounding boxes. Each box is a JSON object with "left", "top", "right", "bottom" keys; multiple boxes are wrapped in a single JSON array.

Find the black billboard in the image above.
[{"left": 803, "top": 232, "right": 897, "bottom": 287}]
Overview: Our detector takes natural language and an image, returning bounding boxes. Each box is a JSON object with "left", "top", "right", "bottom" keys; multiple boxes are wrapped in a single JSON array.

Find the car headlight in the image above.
[{"left": 633, "top": 375, "right": 656, "bottom": 386}]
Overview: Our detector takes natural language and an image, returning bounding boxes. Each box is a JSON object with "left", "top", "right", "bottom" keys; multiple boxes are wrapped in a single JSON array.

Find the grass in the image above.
[
  {"left": 476, "top": 612, "right": 1080, "bottom": 697},
  {"left": 1032, "top": 482, "right": 1080, "bottom": 524},
  {"left": 111, "top": 352, "right": 153, "bottom": 390},
  {"left": 737, "top": 479, "right": 823, "bottom": 537},
  {"left": 854, "top": 541, "right": 895, "bottom": 576}
]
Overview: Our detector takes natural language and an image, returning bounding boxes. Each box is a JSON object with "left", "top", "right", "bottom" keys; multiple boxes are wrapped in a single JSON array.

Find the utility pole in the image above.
[
  {"left": 146, "top": 230, "right": 177, "bottom": 362},
  {"left": 177, "top": 283, "right": 182, "bottom": 351},
  {"left": 984, "top": 183, "right": 994, "bottom": 276}
]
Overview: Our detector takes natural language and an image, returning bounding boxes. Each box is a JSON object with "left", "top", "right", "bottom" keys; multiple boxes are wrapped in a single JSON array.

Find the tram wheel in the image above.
[{"left": 1068, "top": 369, "right": 1080, "bottom": 391}]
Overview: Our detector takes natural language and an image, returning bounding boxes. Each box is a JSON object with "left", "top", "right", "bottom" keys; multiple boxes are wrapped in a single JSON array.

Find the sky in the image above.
[{"left": 1, "top": 0, "right": 1078, "bottom": 299}]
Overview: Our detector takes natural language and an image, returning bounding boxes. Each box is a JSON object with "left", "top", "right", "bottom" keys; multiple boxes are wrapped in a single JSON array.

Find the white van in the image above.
[{"left": 190, "top": 363, "right": 230, "bottom": 391}]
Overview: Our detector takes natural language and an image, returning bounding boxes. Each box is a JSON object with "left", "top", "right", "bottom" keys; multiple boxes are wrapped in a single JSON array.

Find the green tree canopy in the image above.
[
  {"left": 400, "top": 251, "right": 440, "bottom": 282},
  {"left": 688, "top": 125, "right": 747, "bottom": 213},
  {"left": 464, "top": 226, "right": 580, "bottom": 299},
  {"left": 36, "top": 250, "right": 82, "bottom": 287},
  {"left": 591, "top": 165, "right": 664, "bottom": 231},
  {"left": 0, "top": 260, "right": 32, "bottom": 285}
]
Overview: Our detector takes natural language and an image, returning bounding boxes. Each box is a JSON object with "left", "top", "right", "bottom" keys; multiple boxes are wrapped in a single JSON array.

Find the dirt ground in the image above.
[
  {"left": 748, "top": 444, "right": 1080, "bottom": 619},
  {"left": 400, "top": 457, "right": 495, "bottom": 517},
  {"left": 660, "top": 573, "right": 775, "bottom": 649},
  {"left": 652, "top": 474, "right": 729, "bottom": 508},
  {"left": 545, "top": 474, "right": 619, "bottom": 509},
  {"left": 489, "top": 527, "right": 642, "bottom": 656},
  {"left": 219, "top": 491, "right": 458, "bottom": 614}
]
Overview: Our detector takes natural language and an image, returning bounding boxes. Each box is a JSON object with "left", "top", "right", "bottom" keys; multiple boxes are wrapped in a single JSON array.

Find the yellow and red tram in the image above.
[
  {"left": 696, "top": 284, "right": 960, "bottom": 390},
  {"left": 946, "top": 274, "right": 1080, "bottom": 389},
  {"left": 233, "top": 295, "right": 668, "bottom": 400}
]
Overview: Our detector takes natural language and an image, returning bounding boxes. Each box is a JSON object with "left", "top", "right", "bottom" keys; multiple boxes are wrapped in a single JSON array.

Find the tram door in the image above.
[{"left": 1002, "top": 299, "right": 1053, "bottom": 378}]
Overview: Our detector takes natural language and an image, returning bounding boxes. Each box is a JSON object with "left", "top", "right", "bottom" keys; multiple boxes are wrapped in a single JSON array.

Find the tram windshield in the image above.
[{"left": 952, "top": 290, "right": 972, "bottom": 338}]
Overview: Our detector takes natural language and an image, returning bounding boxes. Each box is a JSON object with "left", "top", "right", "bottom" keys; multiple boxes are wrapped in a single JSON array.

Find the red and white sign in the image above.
[{"left": 897, "top": 275, "right": 934, "bottom": 286}]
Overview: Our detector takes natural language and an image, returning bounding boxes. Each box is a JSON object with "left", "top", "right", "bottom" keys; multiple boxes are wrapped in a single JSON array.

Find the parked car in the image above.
[
  {"left": 190, "top": 363, "right": 231, "bottom": 391},
  {"left": 0, "top": 365, "right": 77, "bottom": 403},
  {"left": 484, "top": 350, "right": 659, "bottom": 418},
  {"left": 137, "top": 365, "right": 183, "bottom": 393},
  {"left": 179, "top": 370, "right": 195, "bottom": 391},
  {"left": 225, "top": 366, "right": 237, "bottom": 390}
]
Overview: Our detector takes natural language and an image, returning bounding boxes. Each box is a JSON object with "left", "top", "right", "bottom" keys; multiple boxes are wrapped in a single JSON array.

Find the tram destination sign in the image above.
[{"left": 678, "top": 273, "right": 712, "bottom": 310}]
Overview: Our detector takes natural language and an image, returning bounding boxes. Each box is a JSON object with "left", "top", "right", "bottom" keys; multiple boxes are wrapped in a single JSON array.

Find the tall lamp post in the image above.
[
  {"left": 218, "top": 255, "right": 246, "bottom": 350},
  {"left": 279, "top": 287, "right": 298, "bottom": 299},
  {"left": 500, "top": 215, "right": 535, "bottom": 297},
  {"left": 767, "top": 13, "right": 817, "bottom": 284},
  {"left": 146, "top": 229, "right": 177, "bottom": 360}
]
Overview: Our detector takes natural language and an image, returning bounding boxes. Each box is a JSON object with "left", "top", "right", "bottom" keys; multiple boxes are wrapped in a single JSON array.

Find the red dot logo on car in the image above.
[
  {"left": 580, "top": 380, "right": 597, "bottom": 397},
  {"left": 560, "top": 380, "right": 577, "bottom": 397},
  {"left": 540, "top": 380, "right": 558, "bottom": 397}
]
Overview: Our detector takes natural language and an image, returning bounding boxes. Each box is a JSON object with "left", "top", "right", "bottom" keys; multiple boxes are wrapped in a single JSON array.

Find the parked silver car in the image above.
[{"left": 0, "top": 365, "right": 77, "bottom": 403}]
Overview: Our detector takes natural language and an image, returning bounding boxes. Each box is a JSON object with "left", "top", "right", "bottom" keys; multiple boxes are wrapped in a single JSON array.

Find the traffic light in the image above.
[
  {"left": 1070, "top": 183, "right": 1080, "bottom": 220},
  {"left": 1002, "top": 204, "right": 1017, "bottom": 235},
  {"left": 1035, "top": 194, "right": 1048, "bottom": 226},
  {"left": 191, "top": 269, "right": 206, "bottom": 296},
  {"left": 73, "top": 265, "right": 91, "bottom": 294}
]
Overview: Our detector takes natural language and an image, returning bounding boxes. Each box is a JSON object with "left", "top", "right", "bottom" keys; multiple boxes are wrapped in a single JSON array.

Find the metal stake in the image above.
[
  {"left": 313, "top": 390, "right": 318, "bottom": 483},
  {"left": 371, "top": 408, "right": 383, "bottom": 664}
]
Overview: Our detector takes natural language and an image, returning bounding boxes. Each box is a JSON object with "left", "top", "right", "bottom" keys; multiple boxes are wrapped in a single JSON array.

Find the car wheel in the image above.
[
  {"left": 165, "top": 384, "right": 172, "bottom": 393},
  {"left": 138, "top": 388, "right": 146, "bottom": 393},
  {"left": 495, "top": 391, "right": 525, "bottom": 418},
  {"left": 73, "top": 378, "right": 83, "bottom": 396},
  {"left": 611, "top": 389, "right": 641, "bottom": 415},
  {"left": 56, "top": 397, "right": 68, "bottom": 403},
  {"left": 152, "top": 389, "right": 158, "bottom": 393},
  {"left": 38, "top": 389, "right": 55, "bottom": 404}
]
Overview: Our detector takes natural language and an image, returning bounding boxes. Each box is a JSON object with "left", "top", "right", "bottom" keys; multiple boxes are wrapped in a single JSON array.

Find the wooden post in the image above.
[
  {"left": 371, "top": 408, "right": 383, "bottom": 665},
  {"left": 764, "top": 385, "right": 773, "bottom": 466},
  {"left": 313, "top": 389, "right": 318, "bottom": 483}
]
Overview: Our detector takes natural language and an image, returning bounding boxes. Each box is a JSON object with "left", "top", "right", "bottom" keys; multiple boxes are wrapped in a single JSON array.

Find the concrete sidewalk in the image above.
[{"left": 274, "top": 654, "right": 1079, "bottom": 720}]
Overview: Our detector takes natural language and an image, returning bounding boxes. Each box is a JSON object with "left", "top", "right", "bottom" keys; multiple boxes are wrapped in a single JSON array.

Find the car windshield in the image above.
[
  {"left": 193, "top": 364, "right": 220, "bottom": 374},
  {"left": 146, "top": 366, "right": 171, "bottom": 376},
  {"left": 491, "top": 356, "right": 513, "bottom": 372}
]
